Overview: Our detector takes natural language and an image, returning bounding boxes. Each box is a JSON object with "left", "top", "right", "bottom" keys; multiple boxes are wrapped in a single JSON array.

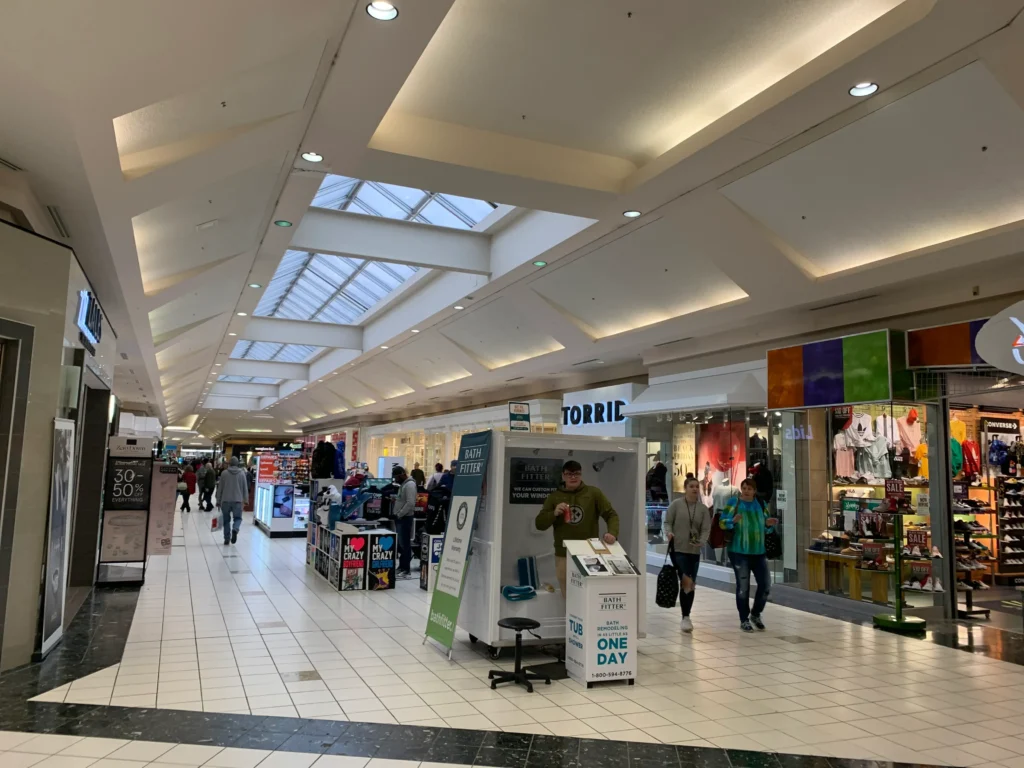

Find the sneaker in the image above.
[
  {"left": 223, "top": 539, "right": 230, "bottom": 546},
  {"left": 740, "top": 621, "right": 754, "bottom": 632},
  {"left": 922, "top": 576, "right": 934, "bottom": 591},
  {"left": 933, "top": 578, "right": 944, "bottom": 593},
  {"left": 911, "top": 546, "right": 922, "bottom": 557},
  {"left": 681, "top": 616, "right": 693, "bottom": 633},
  {"left": 750, "top": 614, "right": 765, "bottom": 631},
  {"left": 231, "top": 530, "right": 238, "bottom": 544},
  {"left": 931, "top": 546, "right": 942, "bottom": 559}
]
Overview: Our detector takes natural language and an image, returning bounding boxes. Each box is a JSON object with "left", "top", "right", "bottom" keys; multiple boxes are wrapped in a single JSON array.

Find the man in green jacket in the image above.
[{"left": 535, "top": 460, "right": 619, "bottom": 594}]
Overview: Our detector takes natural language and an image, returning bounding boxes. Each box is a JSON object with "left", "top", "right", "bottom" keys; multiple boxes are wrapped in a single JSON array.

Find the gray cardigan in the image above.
[{"left": 663, "top": 498, "right": 712, "bottom": 554}]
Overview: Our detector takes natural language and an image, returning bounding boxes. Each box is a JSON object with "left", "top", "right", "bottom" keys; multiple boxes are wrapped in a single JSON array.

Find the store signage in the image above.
[
  {"left": 783, "top": 425, "right": 815, "bottom": 440},
  {"left": 975, "top": 300, "right": 1024, "bottom": 373},
  {"left": 99, "top": 510, "right": 147, "bottom": 564},
  {"left": 775, "top": 489, "right": 788, "bottom": 513},
  {"left": 981, "top": 418, "right": 1020, "bottom": 434},
  {"left": 862, "top": 541, "right": 884, "bottom": 564},
  {"left": 350, "top": 430, "right": 359, "bottom": 463},
  {"left": 952, "top": 482, "right": 967, "bottom": 501},
  {"left": 916, "top": 492, "right": 929, "bottom": 513},
  {"left": 108, "top": 436, "right": 155, "bottom": 458},
  {"left": 76, "top": 290, "right": 102, "bottom": 353},
  {"left": 341, "top": 534, "right": 368, "bottom": 591},
  {"left": 508, "top": 401, "right": 531, "bottom": 432},
  {"left": 367, "top": 532, "right": 395, "bottom": 590},
  {"left": 562, "top": 400, "right": 627, "bottom": 427},
  {"left": 508, "top": 457, "right": 563, "bottom": 504},
  {"left": 425, "top": 431, "right": 492, "bottom": 651},
  {"left": 885, "top": 478, "right": 906, "bottom": 504},
  {"left": 104, "top": 457, "right": 152, "bottom": 511},
  {"left": 907, "top": 529, "right": 928, "bottom": 549},
  {"left": 147, "top": 465, "right": 178, "bottom": 556}
]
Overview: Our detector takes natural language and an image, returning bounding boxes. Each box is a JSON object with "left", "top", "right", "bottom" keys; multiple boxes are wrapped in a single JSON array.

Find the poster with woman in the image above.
[
  {"left": 41, "top": 418, "right": 75, "bottom": 656},
  {"left": 695, "top": 421, "right": 746, "bottom": 507}
]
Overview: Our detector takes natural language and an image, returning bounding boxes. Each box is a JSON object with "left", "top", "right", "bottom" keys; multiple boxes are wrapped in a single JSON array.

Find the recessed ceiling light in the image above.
[
  {"left": 274, "top": 220, "right": 293, "bottom": 228},
  {"left": 380, "top": 345, "right": 389, "bottom": 350},
  {"left": 237, "top": 312, "right": 247, "bottom": 316},
  {"left": 410, "top": 329, "right": 420, "bottom": 333},
  {"left": 849, "top": 82, "right": 878, "bottom": 97},
  {"left": 300, "top": 151, "right": 323, "bottom": 163},
  {"left": 366, "top": 1, "right": 398, "bottom": 20},
  {"left": 453, "top": 305, "right": 464, "bottom": 310},
  {"left": 228, "top": 332, "right": 237, "bottom": 337},
  {"left": 248, "top": 283, "right": 262, "bottom": 289},
  {"left": 623, "top": 210, "right": 641, "bottom": 218},
  {"left": 533, "top": 260, "right": 547, "bottom": 267}
]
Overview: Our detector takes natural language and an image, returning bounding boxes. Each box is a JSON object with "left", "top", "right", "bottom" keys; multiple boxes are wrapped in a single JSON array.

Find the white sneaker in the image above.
[
  {"left": 680, "top": 616, "right": 693, "bottom": 633},
  {"left": 922, "top": 576, "right": 934, "bottom": 591},
  {"left": 933, "top": 577, "right": 944, "bottom": 593}
]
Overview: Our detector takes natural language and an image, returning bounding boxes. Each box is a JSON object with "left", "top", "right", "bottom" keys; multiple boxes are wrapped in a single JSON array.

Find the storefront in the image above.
[{"left": 363, "top": 400, "right": 561, "bottom": 479}]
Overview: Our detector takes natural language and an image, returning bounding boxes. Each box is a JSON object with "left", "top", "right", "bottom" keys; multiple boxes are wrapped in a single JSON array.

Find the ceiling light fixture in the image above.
[
  {"left": 274, "top": 220, "right": 293, "bottom": 228},
  {"left": 410, "top": 329, "right": 420, "bottom": 333},
  {"left": 533, "top": 260, "right": 547, "bottom": 267},
  {"left": 453, "top": 305, "right": 464, "bottom": 310},
  {"left": 237, "top": 312, "right": 247, "bottom": 317},
  {"left": 300, "top": 151, "right": 323, "bottom": 163},
  {"left": 380, "top": 345, "right": 389, "bottom": 350},
  {"left": 248, "top": 283, "right": 262, "bottom": 289},
  {"left": 848, "top": 82, "right": 878, "bottom": 97},
  {"left": 366, "top": 1, "right": 398, "bottom": 21},
  {"left": 623, "top": 210, "right": 641, "bottom": 218},
  {"left": 228, "top": 332, "right": 237, "bottom": 337}
]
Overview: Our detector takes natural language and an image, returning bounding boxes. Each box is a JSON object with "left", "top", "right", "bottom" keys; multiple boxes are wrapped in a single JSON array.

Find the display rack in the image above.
[
  {"left": 997, "top": 477, "right": 1024, "bottom": 585},
  {"left": 873, "top": 509, "right": 927, "bottom": 633}
]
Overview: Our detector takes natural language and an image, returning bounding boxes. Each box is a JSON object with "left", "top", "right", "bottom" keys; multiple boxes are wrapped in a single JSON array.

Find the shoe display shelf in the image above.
[
  {"left": 995, "top": 477, "right": 1024, "bottom": 586},
  {"left": 873, "top": 509, "right": 926, "bottom": 634}
]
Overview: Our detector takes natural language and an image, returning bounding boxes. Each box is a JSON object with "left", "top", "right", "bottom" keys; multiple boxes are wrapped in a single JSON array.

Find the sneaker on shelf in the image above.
[
  {"left": 958, "top": 581, "right": 973, "bottom": 591},
  {"left": 901, "top": 579, "right": 912, "bottom": 589},
  {"left": 911, "top": 546, "right": 922, "bottom": 557},
  {"left": 933, "top": 577, "right": 944, "bottom": 592},
  {"left": 922, "top": 576, "right": 934, "bottom": 591},
  {"left": 1003, "top": 535, "right": 1015, "bottom": 543},
  {"left": 977, "top": 580, "right": 990, "bottom": 589},
  {"left": 931, "top": 546, "right": 943, "bottom": 558},
  {"left": 901, "top": 546, "right": 912, "bottom": 557},
  {"left": 681, "top": 616, "right": 693, "bottom": 633}
]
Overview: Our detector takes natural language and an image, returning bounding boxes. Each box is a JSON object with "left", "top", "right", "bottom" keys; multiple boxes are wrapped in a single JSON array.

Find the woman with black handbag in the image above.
[
  {"left": 719, "top": 478, "right": 779, "bottom": 632},
  {"left": 663, "top": 477, "right": 711, "bottom": 632}
]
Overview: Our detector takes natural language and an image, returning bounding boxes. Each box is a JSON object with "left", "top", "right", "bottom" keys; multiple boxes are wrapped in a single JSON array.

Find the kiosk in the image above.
[
  {"left": 563, "top": 540, "right": 640, "bottom": 687},
  {"left": 457, "top": 432, "right": 646, "bottom": 657},
  {"left": 254, "top": 452, "right": 309, "bottom": 537}
]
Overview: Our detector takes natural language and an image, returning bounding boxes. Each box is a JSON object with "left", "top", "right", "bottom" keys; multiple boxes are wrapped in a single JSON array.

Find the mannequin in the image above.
[{"left": 711, "top": 476, "right": 739, "bottom": 565}]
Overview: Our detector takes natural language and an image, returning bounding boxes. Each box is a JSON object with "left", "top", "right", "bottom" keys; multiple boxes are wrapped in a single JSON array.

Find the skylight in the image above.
[
  {"left": 255, "top": 250, "right": 418, "bottom": 325},
  {"left": 230, "top": 339, "right": 324, "bottom": 364},
  {"left": 217, "top": 375, "right": 283, "bottom": 385},
  {"left": 312, "top": 175, "right": 496, "bottom": 230}
]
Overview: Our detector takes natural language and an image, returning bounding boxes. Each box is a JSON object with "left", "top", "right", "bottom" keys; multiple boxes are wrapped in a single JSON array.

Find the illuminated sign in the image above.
[
  {"left": 561, "top": 400, "right": 627, "bottom": 427},
  {"left": 76, "top": 290, "right": 102, "bottom": 352}
]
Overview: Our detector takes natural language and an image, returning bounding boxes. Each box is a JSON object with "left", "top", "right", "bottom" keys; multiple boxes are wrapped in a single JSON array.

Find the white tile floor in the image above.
[
  {"left": 0, "top": 732, "right": 423, "bottom": 768},
  {"left": 28, "top": 509, "right": 1024, "bottom": 767}
]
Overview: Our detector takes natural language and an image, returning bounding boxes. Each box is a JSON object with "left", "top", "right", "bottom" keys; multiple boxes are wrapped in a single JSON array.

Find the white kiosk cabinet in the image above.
[{"left": 563, "top": 540, "right": 639, "bottom": 687}]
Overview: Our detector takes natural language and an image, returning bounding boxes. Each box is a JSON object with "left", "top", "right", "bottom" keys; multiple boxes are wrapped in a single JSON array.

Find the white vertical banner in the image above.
[{"left": 40, "top": 418, "right": 75, "bottom": 657}]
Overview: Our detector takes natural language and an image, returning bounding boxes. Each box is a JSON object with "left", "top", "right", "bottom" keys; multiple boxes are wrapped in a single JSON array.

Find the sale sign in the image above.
[
  {"left": 104, "top": 457, "right": 152, "bottom": 510},
  {"left": 907, "top": 529, "right": 928, "bottom": 550}
]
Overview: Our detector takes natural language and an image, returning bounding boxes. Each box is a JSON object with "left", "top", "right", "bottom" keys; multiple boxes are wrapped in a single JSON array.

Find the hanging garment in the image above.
[
  {"left": 913, "top": 443, "right": 929, "bottom": 477},
  {"left": 711, "top": 481, "right": 738, "bottom": 513},
  {"left": 962, "top": 440, "right": 981, "bottom": 476},
  {"left": 833, "top": 432, "right": 856, "bottom": 477},
  {"left": 950, "top": 438, "right": 963, "bottom": 476},
  {"left": 876, "top": 414, "right": 899, "bottom": 448},
  {"left": 891, "top": 446, "right": 911, "bottom": 478},
  {"left": 897, "top": 416, "right": 922, "bottom": 454},
  {"left": 949, "top": 417, "right": 967, "bottom": 444},
  {"left": 844, "top": 412, "right": 875, "bottom": 448},
  {"left": 863, "top": 434, "right": 892, "bottom": 479},
  {"left": 989, "top": 438, "right": 1009, "bottom": 469}
]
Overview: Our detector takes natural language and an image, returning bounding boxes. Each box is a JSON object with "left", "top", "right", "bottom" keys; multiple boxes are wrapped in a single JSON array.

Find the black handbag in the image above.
[
  {"left": 655, "top": 545, "right": 679, "bottom": 609},
  {"left": 765, "top": 530, "right": 782, "bottom": 559}
]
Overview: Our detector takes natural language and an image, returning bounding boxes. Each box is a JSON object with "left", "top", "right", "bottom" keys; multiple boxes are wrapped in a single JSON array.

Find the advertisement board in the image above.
[{"left": 507, "top": 457, "right": 562, "bottom": 505}]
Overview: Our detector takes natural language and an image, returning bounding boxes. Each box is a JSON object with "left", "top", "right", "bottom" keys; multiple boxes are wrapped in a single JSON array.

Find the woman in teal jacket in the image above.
[{"left": 719, "top": 477, "right": 778, "bottom": 632}]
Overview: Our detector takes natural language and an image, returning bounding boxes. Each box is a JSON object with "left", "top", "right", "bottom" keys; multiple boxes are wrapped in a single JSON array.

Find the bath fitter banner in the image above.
[{"left": 425, "top": 430, "right": 492, "bottom": 651}]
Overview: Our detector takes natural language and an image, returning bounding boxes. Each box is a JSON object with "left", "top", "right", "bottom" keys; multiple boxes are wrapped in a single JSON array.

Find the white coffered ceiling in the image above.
[{"left": 4, "top": 0, "right": 1024, "bottom": 441}]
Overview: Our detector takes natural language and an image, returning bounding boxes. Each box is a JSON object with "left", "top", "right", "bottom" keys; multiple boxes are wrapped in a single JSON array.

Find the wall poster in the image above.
[
  {"left": 147, "top": 464, "right": 178, "bottom": 556},
  {"left": 671, "top": 422, "right": 696, "bottom": 494},
  {"left": 40, "top": 418, "right": 75, "bottom": 657},
  {"left": 507, "top": 457, "right": 562, "bottom": 505}
]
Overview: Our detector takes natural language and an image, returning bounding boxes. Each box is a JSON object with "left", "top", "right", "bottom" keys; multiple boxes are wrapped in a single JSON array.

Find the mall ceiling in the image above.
[{"left": 3, "top": 0, "right": 1024, "bottom": 440}]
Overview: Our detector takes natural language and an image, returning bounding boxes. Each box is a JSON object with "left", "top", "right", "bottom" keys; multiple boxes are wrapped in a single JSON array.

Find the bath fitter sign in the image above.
[{"left": 425, "top": 431, "right": 492, "bottom": 652}]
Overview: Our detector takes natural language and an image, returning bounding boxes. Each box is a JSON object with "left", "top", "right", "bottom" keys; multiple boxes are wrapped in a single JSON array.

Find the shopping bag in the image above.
[
  {"left": 655, "top": 547, "right": 679, "bottom": 609},
  {"left": 211, "top": 516, "right": 220, "bottom": 531}
]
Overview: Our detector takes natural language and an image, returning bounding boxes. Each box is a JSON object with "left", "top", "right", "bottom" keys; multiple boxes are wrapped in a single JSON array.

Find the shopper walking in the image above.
[
  {"left": 663, "top": 477, "right": 711, "bottom": 632},
  {"left": 719, "top": 478, "right": 778, "bottom": 632},
  {"left": 180, "top": 464, "right": 196, "bottom": 512},
  {"left": 438, "top": 460, "right": 456, "bottom": 491},
  {"left": 426, "top": 462, "right": 445, "bottom": 490},
  {"left": 410, "top": 462, "right": 426, "bottom": 487},
  {"left": 201, "top": 459, "right": 217, "bottom": 511},
  {"left": 217, "top": 456, "right": 249, "bottom": 545},
  {"left": 391, "top": 465, "right": 418, "bottom": 579}
]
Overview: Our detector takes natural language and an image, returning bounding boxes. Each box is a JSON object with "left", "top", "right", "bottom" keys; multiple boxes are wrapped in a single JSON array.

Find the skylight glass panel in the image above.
[{"left": 311, "top": 174, "right": 496, "bottom": 230}]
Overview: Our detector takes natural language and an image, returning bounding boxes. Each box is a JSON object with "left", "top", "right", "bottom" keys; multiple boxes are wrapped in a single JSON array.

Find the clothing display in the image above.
[
  {"left": 855, "top": 434, "right": 892, "bottom": 479},
  {"left": 950, "top": 438, "right": 963, "bottom": 476},
  {"left": 844, "top": 412, "right": 875, "bottom": 448},
  {"left": 962, "top": 440, "right": 981, "bottom": 476},
  {"left": 711, "top": 480, "right": 739, "bottom": 513},
  {"left": 989, "top": 438, "right": 1009, "bottom": 470},
  {"left": 876, "top": 414, "right": 899, "bottom": 448},
  {"left": 897, "top": 414, "right": 922, "bottom": 454},
  {"left": 949, "top": 417, "right": 967, "bottom": 444},
  {"left": 833, "top": 433, "right": 856, "bottom": 477},
  {"left": 891, "top": 446, "right": 911, "bottom": 478},
  {"left": 913, "top": 443, "right": 929, "bottom": 477}
]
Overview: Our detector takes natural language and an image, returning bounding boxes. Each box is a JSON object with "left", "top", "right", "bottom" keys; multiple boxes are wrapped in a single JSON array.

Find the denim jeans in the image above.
[
  {"left": 671, "top": 551, "right": 701, "bottom": 617},
  {"left": 201, "top": 488, "right": 214, "bottom": 510},
  {"left": 728, "top": 551, "right": 770, "bottom": 622},
  {"left": 396, "top": 515, "right": 414, "bottom": 573},
  {"left": 221, "top": 501, "right": 243, "bottom": 542},
  {"left": 179, "top": 490, "right": 190, "bottom": 512}
]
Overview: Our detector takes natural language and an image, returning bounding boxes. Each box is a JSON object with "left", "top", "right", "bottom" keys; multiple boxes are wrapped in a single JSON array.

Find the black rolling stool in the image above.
[{"left": 488, "top": 617, "right": 551, "bottom": 693}]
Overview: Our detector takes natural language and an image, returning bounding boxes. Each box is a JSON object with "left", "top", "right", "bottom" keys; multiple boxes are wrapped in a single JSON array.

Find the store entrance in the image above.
[{"left": 945, "top": 385, "right": 1024, "bottom": 625}]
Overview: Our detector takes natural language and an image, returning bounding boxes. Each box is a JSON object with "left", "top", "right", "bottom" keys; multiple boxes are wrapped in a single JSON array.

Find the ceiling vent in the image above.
[
  {"left": 654, "top": 336, "right": 693, "bottom": 348},
  {"left": 506, "top": 376, "right": 524, "bottom": 382},
  {"left": 807, "top": 294, "right": 879, "bottom": 312},
  {"left": 0, "top": 156, "right": 23, "bottom": 172},
  {"left": 120, "top": 352, "right": 129, "bottom": 360},
  {"left": 45, "top": 206, "right": 71, "bottom": 238}
]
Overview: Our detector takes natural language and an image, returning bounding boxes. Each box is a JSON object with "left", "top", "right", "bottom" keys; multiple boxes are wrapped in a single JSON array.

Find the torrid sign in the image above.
[
  {"left": 561, "top": 383, "right": 644, "bottom": 437},
  {"left": 562, "top": 400, "right": 626, "bottom": 428}
]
